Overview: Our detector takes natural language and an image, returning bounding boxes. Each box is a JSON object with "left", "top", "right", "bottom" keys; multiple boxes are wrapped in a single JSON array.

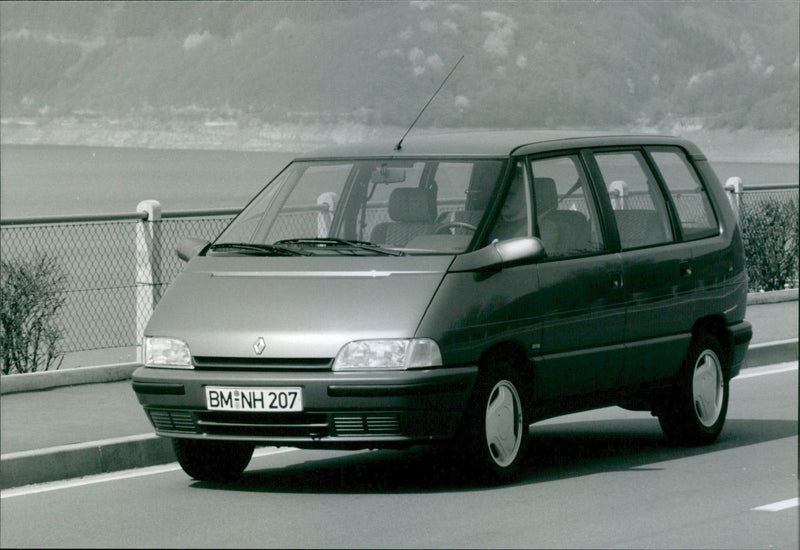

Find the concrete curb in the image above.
[
  {"left": 4, "top": 350, "right": 798, "bottom": 490},
  {"left": 744, "top": 339, "right": 799, "bottom": 369},
  {"left": 1, "top": 363, "right": 139, "bottom": 395},
  {"left": 747, "top": 288, "right": 799, "bottom": 305},
  {"left": 1, "top": 291, "right": 796, "bottom": 396},
  {"left": 1, "top": 434, "right": 174, "bottom": 490}
]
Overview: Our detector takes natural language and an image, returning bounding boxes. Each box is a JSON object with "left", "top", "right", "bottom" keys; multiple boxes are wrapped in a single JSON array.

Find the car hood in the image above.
[{"left": 145, "top": 255, "right": 454, "bottom": 360}]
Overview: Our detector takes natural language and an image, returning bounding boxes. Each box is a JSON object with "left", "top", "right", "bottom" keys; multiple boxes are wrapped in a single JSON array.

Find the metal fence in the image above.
[
  {"left": 1, "top": 206, "right": 236, "bottom": 355},
  {"left": 1, "top": 184, "right": 797, "bottom": 360}
]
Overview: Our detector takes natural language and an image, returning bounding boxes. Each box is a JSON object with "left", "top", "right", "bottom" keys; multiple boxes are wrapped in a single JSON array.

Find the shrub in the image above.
[
  {"left": 0, "top": 254, "right": 67, "bottom": 374},
  {"left": 738, "top": 196, "right": 799, "bottom": 292}
]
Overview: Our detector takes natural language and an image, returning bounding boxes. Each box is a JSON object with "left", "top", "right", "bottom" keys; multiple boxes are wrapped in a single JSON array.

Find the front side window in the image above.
[
  {"left": 593, "top": 151, "right": 675, "bottom": 250},
  {"left": 529, "top": 155, "right": 605, "bottom": 258},
  {"left": 648, "top": 147, "right": 719, "bottom": 240},
  {"left": 213, "top": 158, "right": 504, "bottom": 256}
]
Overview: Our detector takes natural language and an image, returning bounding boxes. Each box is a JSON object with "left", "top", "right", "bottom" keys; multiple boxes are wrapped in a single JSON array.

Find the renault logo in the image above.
[{"left": 253, "top": 337, "right": 266, "bottom": 355}]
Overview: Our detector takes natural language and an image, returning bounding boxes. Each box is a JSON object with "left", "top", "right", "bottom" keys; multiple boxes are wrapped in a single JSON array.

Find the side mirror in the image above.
[
  {"left": 449, "top": 237, "right": 546, "bottom": 273},
  {"left": 494, "top": 237, "right": 546, "bottom": 265},
  {"left": 176, "top": 238, "right": 210, "bottom": 262}
]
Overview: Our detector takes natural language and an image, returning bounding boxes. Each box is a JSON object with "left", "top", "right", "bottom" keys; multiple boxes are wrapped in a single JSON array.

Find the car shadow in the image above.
[{"left": 191, "top": 417, "right": 797, "bottom": 495}]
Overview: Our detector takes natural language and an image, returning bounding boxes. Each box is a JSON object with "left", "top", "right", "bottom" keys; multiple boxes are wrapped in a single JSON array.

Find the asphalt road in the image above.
[{"left": 2, "top": 362, "right": 796, "bottom": 549}]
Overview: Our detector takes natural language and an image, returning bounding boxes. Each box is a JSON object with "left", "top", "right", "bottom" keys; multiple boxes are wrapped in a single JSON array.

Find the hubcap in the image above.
[
  {"left": 692, "top": 349, "right": 724, "bottom": 427},
  {"left": 484, "top": 380, "right": 523, "bottom": 467}
]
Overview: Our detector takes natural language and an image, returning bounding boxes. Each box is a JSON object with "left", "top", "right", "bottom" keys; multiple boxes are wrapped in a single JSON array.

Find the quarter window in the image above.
[
  {"left": 593, "top": 151, "right": 674, "bottom": 250},
  {"left": 486, "top": 162, "right": 532, "bottom": 242},
  {"left": 648, "top": 148, "right": 718, "bottom": 240}
]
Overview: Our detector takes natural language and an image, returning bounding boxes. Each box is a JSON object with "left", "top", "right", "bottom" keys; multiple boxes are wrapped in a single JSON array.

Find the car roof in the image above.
[{"left": 296, "top": 129, "right": 703, "bottom": 159}]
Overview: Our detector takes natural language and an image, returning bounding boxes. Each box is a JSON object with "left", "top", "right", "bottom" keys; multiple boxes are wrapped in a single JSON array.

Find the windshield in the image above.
[{"left": 213, "top": 158, "right": 505, "bottom": 256}]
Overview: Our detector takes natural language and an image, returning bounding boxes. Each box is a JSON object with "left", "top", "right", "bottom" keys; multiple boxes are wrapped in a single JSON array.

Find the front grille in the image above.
[
  {"left": 148, "top": 410, "right": 198, "bottom": 433},
  {"left": 195, "top": 411, "right": 329, "bottom": 438},
  {"left": 333, "top": 414, "right": 401, "bottom": 436},
  {"left": 147, "top": 409, "right": 404, "bottom": 439}
]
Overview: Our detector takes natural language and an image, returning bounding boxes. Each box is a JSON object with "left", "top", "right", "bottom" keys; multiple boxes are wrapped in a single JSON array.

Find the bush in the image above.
[
  {"left": 739, "top": 197, "right": 799, "bottom": 292},
  {"left": 1, "top": 254, "right": 68, "bottom": 374}
]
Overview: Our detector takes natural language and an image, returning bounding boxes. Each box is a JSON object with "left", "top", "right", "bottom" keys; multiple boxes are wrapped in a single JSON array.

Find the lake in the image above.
[
  {"left": 0, "top": 145, "right": 296, "bottom": 218},
  {"left": 1, "top": 144, "right": 797, "bottom": 219}
]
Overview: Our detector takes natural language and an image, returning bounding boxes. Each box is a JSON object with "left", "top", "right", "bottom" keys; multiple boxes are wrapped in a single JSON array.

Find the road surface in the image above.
[{"left": 2, "top": 362, "right": 796, "bottom": 549}]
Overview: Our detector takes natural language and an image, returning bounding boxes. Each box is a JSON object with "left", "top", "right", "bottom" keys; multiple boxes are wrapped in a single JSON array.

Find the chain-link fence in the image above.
[
  {"left": 1, "top": 186, "right": 797, "bottom": 362},
  {"left": 1, "top": 211, "right": 237, "bottom": 355}
]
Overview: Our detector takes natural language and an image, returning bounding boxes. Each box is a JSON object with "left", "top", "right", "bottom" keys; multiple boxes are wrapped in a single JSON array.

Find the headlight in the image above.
[
  {"left": 332, "top": 338, "right": 442, "bottom": 371},
  {"left": 143, "top": 337, "right": 193, "bottom": 369}
]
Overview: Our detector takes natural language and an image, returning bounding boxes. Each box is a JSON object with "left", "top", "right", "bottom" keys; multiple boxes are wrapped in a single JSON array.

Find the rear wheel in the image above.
[
  {"left": 658, "top": 333, "right": 728, "bottom": 446},
  {"left": 172, "top": 439, "right": 255, "bottom": 481},
  {"left": 458, "top": 360, "right": 529, "bottom": 482}
]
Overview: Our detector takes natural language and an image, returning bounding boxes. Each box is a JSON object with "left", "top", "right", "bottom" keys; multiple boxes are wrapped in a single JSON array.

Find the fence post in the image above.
[
  {"left": 724, "top": 177, "right": 743, "bottom": 217},
  {"left": 135, "top": 200, "right": 162, "bottom": 362},
  {"left": 608, "top": 180, "right": 627, "bottom": 210},
  {"left": 316, "top": 192, "right": 337, "bottom": 237}
]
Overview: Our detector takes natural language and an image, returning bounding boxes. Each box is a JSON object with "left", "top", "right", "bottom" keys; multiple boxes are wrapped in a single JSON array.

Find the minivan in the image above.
[{"left": 132, "top": 130, "right": 752, "bottom": 482}]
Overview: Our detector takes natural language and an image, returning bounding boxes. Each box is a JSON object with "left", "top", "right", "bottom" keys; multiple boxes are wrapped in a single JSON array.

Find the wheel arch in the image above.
[
  {"left": 691, "top": 315, "right": 733, "bottom": 378},
  {"left": 476, "top": 340, "right": 536, "bottom": 396}
]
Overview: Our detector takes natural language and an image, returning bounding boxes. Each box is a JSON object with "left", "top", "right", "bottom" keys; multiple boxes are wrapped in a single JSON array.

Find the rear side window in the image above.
[
  {"left": 593, "top": 151, "right": 675, "bottom": 250},
  {"left": 648, "top": 148, "right": 719, "bottom": 240}
]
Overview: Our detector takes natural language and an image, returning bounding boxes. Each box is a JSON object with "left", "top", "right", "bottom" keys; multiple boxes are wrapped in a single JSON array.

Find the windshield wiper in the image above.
[
  {"left": 274, "top": 238, "right": 405, "bottom": 256},
  {"left": 208, "top": 242, "right": 312, "bottom": 256}
]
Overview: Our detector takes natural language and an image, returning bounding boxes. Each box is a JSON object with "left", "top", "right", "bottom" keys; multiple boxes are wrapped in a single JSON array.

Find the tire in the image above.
[
  {"left": 172, "top": 439, "right": 255, "bottom": 481},
  {"left": 658, "top": 333, "right": 729, "bottom": 446},
  {"left": 458, "top": 360, "right": 529, "bottom": 482}
]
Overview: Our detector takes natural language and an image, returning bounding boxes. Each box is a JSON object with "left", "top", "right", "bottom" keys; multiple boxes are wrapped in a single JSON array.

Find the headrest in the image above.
[
  {"left": 534, "top": 177, "right": 558, "bottom": 214},
  {"left": 388, "top": 188, "right": 436, "bottom": 223}
]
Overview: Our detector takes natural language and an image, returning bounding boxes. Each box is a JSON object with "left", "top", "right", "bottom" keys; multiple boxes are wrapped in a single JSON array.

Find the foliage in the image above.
[
  {"left": 0, "top": 254, "right": 67, "bottom": 374},
  {"left": 739, "top": 197, "right": 799, "bottom": 291},
  {"left": 1, "top": 1, "right": 797, "bottom": 130}
]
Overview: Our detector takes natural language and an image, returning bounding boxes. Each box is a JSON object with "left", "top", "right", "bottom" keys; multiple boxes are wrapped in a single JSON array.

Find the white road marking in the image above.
[
  {"left": 0, "top": 447, "right": 297, "bottom": 500},
  {"left": 733, "top": 362, "right": 797, "bottom": 380},
  {"left": 752, "top": 497, "right": 799, "bottom": 512},
  {"left": 2, "top": 362, "right": 796, "bottom": 499}
]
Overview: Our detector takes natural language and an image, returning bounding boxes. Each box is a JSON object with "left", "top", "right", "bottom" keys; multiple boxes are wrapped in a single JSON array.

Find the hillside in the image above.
[{"left": 1, "top": 1, "right": 798, "bottom": 134}]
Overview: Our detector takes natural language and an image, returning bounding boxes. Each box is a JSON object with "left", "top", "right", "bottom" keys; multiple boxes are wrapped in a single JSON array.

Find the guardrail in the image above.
[{"left": 1, "top": 183, "right": 797, "bottom": 371}]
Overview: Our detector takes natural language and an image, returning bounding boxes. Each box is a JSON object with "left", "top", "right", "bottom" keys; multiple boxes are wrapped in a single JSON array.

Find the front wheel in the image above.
[
  {"left": 658, "top": 334, "right": 729, "bottom": 446},
  {"left": 172, "top": 439, "right": 255, "bottom": 481},
  {"left": 458, "top": 362, "right": 529, "bottom": 482}
]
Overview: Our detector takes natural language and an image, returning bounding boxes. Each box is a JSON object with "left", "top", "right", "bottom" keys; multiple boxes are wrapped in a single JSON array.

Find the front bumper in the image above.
[{"left": 131, "top": 365, "right": 478, "bottom": 449}]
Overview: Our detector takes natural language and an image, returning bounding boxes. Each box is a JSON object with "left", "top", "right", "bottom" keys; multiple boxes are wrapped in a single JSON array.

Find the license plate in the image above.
[{"left": 205, "top": 386, "right": 303, "bottom": 412}]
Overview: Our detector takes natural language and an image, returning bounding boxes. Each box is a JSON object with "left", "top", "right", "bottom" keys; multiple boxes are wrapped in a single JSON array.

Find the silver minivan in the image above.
[{"left": 132, "top": 131, "right": 752, "bottom": 482}]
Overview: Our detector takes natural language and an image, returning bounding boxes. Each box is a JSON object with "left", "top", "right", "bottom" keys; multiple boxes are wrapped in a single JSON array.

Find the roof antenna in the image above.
[{"left": 395, "top": 55, "right": 464, "bottom": 151}]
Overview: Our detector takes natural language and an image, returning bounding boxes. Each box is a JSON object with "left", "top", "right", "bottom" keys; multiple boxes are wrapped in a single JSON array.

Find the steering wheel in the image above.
[{"left": 435, "top": 221, "right": 478, "bottom": 234}]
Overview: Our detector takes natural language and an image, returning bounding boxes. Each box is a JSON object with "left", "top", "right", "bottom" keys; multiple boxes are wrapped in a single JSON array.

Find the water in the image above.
[
  {"left": 1, "top": 144, "right": 797, "bottom": 219},
  {"left": 0, "top": 145, "right": 296, "bottom": 218}
]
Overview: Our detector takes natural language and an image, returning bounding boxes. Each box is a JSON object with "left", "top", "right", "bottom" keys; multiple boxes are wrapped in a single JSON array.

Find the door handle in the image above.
[{"left": 680, "top": 261, "right": 693, "bottom": 277}]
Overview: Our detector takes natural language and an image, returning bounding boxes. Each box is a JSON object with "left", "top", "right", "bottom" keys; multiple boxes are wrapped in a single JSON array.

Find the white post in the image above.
[
  {"left": 724, "top": 176, "right": 743, "bottom": 217},
  {"left": 316, "top": 192, "right": 338, "bottom": 237},
  {"left": 609, "top": 180, "right": 627, "bottom": 210},
  {"left": 135, "top": 200, "right": 162, "bottom": 362}
]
